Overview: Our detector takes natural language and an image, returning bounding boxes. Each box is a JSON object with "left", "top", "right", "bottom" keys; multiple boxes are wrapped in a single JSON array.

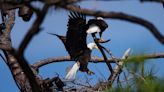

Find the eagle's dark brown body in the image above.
[{"left": 49, "top": 34, "right": 92, "bottom": 73}]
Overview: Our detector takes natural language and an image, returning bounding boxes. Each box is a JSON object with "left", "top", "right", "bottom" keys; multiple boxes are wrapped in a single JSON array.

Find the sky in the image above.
[{"left": 0, "top": 1, "right": 164, "bottom": 92}]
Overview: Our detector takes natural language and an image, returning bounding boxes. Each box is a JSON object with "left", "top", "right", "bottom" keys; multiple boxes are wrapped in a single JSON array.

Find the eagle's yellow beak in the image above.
[
  {"left": 98, "top": 38, "right": 105, "bottom": 42},
  {"left": 94, "top": 44, "right": 100, "bottom": 51},
  {"left": 96, "top": 38, "right": 110, "bottom": 43}
]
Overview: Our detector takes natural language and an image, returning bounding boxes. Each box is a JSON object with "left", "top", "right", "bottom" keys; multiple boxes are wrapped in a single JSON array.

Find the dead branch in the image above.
[
  {"left": 12, "top": 5, "right": 50, "bottom": 92},
  {"left": 32, "top": 52, "right": 164, "bottom": 70},
  {"left": 108, "top": 48, "right": 131, "bottom": 86},
  {"left": 31, "top": 56, "right": 115, "bottom": 70},
  {"left": 92, "top": 48, "right": 131, "bottom": 91},
  {"left": 17, "top": 5, "right": 49, "bottom": 55},
  {"left": 142, "top": 52, "right": 164, "bottom": 59}
]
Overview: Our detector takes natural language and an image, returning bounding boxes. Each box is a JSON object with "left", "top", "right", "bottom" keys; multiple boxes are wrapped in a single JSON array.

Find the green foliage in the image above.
[
  {"left": 105, "top": 78, "right": 164, "bottom": 92},
  {"left": 105, "top": 55, "right": 164, "bottom": 92}
]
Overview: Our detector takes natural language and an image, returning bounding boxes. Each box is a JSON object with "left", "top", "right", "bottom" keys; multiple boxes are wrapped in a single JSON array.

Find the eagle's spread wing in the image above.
[{"left": 66, "top": 11, "right": 88, "bottom": 59}]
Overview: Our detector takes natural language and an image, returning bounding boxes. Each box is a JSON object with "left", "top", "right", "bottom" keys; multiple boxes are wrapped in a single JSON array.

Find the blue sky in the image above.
[{"left": 0, "top": 1, "right": 164, "bottom": 92}]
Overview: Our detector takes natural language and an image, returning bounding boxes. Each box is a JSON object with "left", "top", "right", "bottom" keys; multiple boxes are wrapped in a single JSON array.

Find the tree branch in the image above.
[
  {"left": 17, "top": 5, "right": 49, "bottom": 55},
  {"left": 32, "top": 52, "right": 164, "bottom": 70},
  {"left": 12, "top": 5, "right": 50, "bottom": 92},
  {"left": 108, "top": 48, "right": 131, "bottom": 86}
]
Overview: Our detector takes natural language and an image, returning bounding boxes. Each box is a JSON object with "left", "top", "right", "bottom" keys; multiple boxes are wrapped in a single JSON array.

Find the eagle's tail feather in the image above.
[{"left": 65, "top": 62, "right": 80, "bottom": 80}]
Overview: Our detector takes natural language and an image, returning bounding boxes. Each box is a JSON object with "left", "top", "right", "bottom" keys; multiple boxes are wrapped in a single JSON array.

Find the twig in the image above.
[{"left": 108, "top": 48, "right": 131, "bottom": 86}]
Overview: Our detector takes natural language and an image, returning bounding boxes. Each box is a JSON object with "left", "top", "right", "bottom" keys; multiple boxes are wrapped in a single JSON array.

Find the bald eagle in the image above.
[{"left": 48, "top": 11, "right": 109, "bottom": 80}]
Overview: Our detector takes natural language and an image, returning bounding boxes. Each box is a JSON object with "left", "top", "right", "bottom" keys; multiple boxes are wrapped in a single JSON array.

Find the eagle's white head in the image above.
[
  {"left": 96, "top": 17, "right": 104, "bottom": 20},
  {"left": 87, "top": 42, "right": 99, "bottom": 50}
]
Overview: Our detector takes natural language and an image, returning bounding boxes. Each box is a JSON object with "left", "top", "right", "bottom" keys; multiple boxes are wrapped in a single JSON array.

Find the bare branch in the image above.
[
  {"left": 32, "top": 52, "right": 164, "bottom": 70},
  {"left": 13, "top": 5, "right": 50, "bottom": 92},
  {"left": 108, "top": 48, "right": 131, "bottom": 86},
  {"left": 17, "top": 5, "right": 49, "bottom": 56},
  {"left": 31, "top": 56, "right": 114, "bottom": 69},
  {"left": 142, "top": 52, "right": 164, "bottom": 59}
]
